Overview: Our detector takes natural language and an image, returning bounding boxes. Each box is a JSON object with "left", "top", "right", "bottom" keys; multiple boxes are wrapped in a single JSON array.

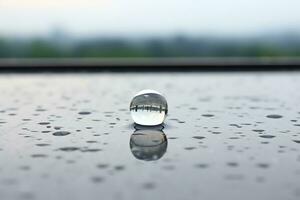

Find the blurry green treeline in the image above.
[{"left": 0, "top": 34, "right": 300, "bottom": 58}]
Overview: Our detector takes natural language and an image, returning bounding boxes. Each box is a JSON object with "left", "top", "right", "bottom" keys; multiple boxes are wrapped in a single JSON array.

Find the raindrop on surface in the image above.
[
  {"left": 31, "top": 154, "right": 48, "bottom": 158},
  {"left": 114, "top": 165, "right": 125, "bottom": 171},
  {"left": 184, "top": 147, "right": 196, "bottom": 150},
  {"left": 80, "top": 148, "right": 102, "bottom": 152},
  {"left": 266, "top": 114, "right": 283, "bottom": 119},
  {"left": 202, "top": 114, "right": 214, "bottom": 117},
  {"left": 256, "top": 163, "right": 270, "bottom": 169},
  {"left": 36, "top": 143, "right": 50, "bottom": 147},
  {"left": 97, "top": 164, "right": 109, "bottom": 169},
  {"left": 78, "top": 111, "right": 91, "bottom": 115},
  {"left": 142, "top": 182, "right": 156, "bottom": 190},
  {"left": 38, "top": 122, "right": 50, "bottom": 125},
  {"left": 130, "top": 89, "right": 168, "bottom": 126},
  {"left": 192, "top": 136, "right": 205, "bottom": 140},
  {"left": 259, "top": 135, "right": 276, "bottom": 139},
  {"left": 58, "top": 147, "right": 80, "bottom": 152},
  {"left": 91, "top": 176, "right": 104, "bottom": 183},
  {"left": 252, "top": 129, "right": 265, "bottom": 133},
  {"left": 227, "top": 162, "right": 239, "bottom": 167},
  {"left": 194, "top": 163, "right": 209, "bottom": 169},
  {"left": 53, "top": 131, "right": 71, "bottom": 136}
]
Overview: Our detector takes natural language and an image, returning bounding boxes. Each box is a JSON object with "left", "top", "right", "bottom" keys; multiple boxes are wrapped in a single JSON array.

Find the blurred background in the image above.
[{"left": 0, "top": 0, "right": 300, "bottom": 58}]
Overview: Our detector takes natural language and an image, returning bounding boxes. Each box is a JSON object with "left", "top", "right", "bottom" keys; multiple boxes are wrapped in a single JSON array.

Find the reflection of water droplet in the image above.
[
  {"left": 130, "top": 128, "right": 167, "bottom": 161},
  {"left": 130, "top": 90, "right": 168, "bottom": 126},
  {"left": 53, "top": 131, "right": 71, "bottom": 136},
  {"left": 266, "top": 114, "right": 283, "bottom": 119}
]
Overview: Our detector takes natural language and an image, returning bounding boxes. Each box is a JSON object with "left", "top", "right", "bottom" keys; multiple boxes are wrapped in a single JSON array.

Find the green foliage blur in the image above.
[{"left": 0, "top": 34, "right": 300, "bottom": 58}]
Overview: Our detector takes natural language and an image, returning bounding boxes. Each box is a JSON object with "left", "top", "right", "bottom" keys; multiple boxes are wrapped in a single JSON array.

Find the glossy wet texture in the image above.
[{"left": 0, "top": 72, "right": 300, "bottom": 200}]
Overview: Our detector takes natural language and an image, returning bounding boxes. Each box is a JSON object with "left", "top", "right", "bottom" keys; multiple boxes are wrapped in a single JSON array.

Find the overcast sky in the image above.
[{"left": 1, "top": 0, "right": 300, "bottom": 37}]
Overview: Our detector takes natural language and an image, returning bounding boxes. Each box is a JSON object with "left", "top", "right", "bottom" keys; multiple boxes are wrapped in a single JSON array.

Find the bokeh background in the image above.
[{"left": 1, "top": 0, "right": 300, "bottom": 58}]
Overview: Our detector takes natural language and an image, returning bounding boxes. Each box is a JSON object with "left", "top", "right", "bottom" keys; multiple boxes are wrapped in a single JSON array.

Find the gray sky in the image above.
[{"left": 1, "top": 0, "right": 300, "bottom": 37}]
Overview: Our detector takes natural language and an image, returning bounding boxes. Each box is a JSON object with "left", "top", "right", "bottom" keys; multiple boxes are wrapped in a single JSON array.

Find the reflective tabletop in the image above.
[{"left": 0, "top": 72, "right": 300, "bottom": 200}]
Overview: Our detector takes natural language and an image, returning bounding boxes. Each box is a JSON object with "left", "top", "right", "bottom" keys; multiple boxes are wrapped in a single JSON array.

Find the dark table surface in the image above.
[{"left": 0, "top": 72, "right": 300, "bottom": 200}]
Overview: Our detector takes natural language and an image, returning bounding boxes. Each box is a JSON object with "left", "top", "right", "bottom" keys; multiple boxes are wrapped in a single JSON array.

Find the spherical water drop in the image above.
[{"left": 130, "top": 90, "right": 168, "bottom": 126}]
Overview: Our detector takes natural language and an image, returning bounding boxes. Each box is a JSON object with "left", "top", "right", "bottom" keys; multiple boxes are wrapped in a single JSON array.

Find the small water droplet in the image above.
[
  {"left": 142, "top": 182, "right": 156, "bottom": 190},
  {"left": 31, "top": 154, "right": 48, "bottom": 158},
  {"left": 36, "top": 143, "right": 50, "bottom": 147},
  {"left": 259, "top": 135, "right": 276, "bottom": 139},
  {"left": 58, "top": 147, "right": 80, "bottom": 152},
  {"left": 91, "top": 176, "right": 104, "bottom": 183},
  {"left": 202, "top": 114, "right": 214, "bottom": 117},
  {"left": 266, "top": 114, "right": 283, "bottom": 119},
  {"left": 114, "top": 165, "right": 125, "bottom": 171},
  {"left": 78, "top": 111, "right": 91, "bottom": 115},
  {"left": 80, "top": 148, "right": 102, "bottom": 152},
  {"left": 38, "top": 122, "right": 50, "bottom": 125},
  {"left": 192, "top": 136, "right": 205, "bottom": 140},
  {"left": 227, "top": 162, "right": 239, "bottom": 167},
  {"left": 184, "top": 147, "right": 196, "bottom": 150},
  {"left": 97, "top": 164, "right": 109, "bottom": 169},
  {"left": 194, "top": 163, "right": 209, "bottom": 169},
  {"left": 256, "top": 163, "right": 270, "bottom": 169},
  {"left": 252, "top": 129, "right": 265, "bottom": 133},
  {"left": 229, "top": 124, "right": 242, "bottom": 128},
  {"left": 53, "top": 131, "right": 71, "bottom": 136}
]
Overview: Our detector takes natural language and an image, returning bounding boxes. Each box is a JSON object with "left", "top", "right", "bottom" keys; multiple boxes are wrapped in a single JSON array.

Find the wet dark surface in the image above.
[{"left": 0, "top": 72, "right": 300, "bottom": 200}]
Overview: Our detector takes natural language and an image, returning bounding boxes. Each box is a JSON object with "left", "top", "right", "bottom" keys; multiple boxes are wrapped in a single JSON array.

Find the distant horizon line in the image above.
[{"left": 0, "top": 29, "right": 300, "bottom": 40}]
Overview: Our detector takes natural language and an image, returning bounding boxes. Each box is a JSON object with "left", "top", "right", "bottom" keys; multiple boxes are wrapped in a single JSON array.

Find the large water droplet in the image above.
[{"left": 130, "top": 90, "right": 168, "bottom": 126}]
